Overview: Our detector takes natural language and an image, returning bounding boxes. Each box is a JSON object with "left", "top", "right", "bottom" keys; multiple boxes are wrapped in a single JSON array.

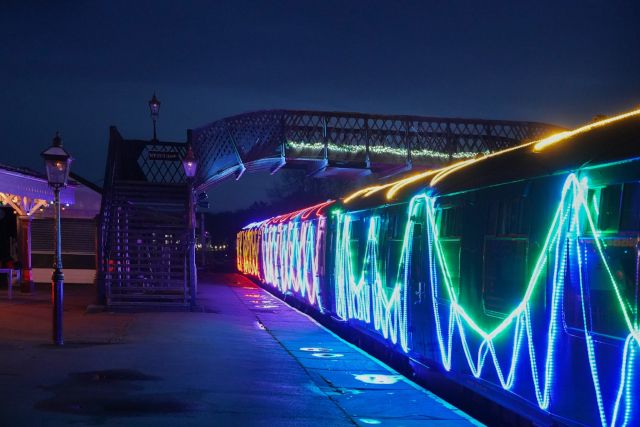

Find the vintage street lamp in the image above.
[
  {"left": 182, "top": 143, "right": 198, "bottom": 308},
  {"left": 148, "top": 93, "right": 161, "bottom": 141},
  {"left": 41, "top": 132, "right": 72, "bottom": 346}
]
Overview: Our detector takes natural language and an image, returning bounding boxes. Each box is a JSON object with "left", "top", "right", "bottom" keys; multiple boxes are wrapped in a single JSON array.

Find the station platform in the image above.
[{"left": 0, "top": 274, "right": 481, "bottom": 426}]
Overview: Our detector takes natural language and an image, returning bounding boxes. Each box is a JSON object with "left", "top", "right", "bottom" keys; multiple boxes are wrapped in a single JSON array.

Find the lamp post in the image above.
[
  {"left": 182, "top": 143, "right": 197, "bottom": 309},
  {"left": 41, "top": 132, "right": 72, "bottom": 346},
  {"left": 148, "top": 93, "right": 161, "bottom": 141}
]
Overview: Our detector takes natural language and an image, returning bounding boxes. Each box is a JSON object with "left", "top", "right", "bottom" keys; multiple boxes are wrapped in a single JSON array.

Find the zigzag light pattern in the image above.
[
  {"left": 236, "top": 227, "right": 261, "bottom": 277},
  {"left": 237, "top": 201, "right": 333, "bottom": 310},
  {"left": 261, "top": 217, "right": 325, "bottom": 310},
  {"left": 333, "top": 211, "right": 411, "bottom": 351},
  {"left": 423, "top": 174, "right": 638, "bottom": 426},
  {"left": 333, "top": 173, "right": 637, "bottom": 425}
]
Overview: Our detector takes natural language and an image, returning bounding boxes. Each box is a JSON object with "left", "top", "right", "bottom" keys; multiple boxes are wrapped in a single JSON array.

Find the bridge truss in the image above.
[{"left": 191, "top": 110, "right": 562, "bottom": 189}]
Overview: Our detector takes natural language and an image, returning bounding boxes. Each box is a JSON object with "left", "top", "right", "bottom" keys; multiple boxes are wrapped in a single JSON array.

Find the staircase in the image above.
[{"left": 99, "top": 128, "right": 192, "bottom": 308}]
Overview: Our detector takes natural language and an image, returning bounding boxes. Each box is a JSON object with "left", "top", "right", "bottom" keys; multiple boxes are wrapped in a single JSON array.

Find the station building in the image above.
[{"left": 0, "top": 163, "right": 101, "bottom": 291}]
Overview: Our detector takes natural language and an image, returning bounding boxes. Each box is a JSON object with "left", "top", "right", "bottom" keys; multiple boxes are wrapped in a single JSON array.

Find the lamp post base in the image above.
[{"left": 52, "top": 269, "right": 64, "bottom": 346}]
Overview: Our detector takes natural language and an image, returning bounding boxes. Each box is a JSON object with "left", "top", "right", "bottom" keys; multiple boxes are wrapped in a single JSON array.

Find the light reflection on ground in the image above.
[
  {"left": 354, "top": 374, "right": 403, "bottom": 385},
  {"left": 300, "top": 347, "right": 332, "bottom": 352},
  {"left": 311, "top": 353, "right": 344, "bottom": 358}
]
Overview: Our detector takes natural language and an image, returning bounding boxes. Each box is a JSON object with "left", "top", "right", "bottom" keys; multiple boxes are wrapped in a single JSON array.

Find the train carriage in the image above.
[{"left": 237, "top": 109, "right": 640, "bottom": 427}]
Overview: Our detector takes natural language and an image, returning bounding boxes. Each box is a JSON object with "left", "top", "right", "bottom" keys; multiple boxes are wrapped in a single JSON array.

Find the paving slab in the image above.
[
  {"left": 230, "top": 274, "right": 482, "bottom": 427},
  {"left": 0, "top": 274, "right": 481, "bottom": 426}
]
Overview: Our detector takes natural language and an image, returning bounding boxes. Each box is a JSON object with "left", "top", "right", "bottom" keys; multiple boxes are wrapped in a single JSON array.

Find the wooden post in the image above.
[{"left": 17, "top": 215, "right": 34, "bottom": 293}]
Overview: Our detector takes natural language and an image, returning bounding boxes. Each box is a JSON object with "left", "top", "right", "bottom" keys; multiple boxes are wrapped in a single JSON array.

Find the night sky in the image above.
[{"left": 1, "top": 1, "right": 638, "bottom": 212}]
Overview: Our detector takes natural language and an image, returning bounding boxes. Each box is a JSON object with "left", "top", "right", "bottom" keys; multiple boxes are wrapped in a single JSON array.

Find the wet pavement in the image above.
[{"left": 0, "top": 274, "right": 481, "bottom": 426}]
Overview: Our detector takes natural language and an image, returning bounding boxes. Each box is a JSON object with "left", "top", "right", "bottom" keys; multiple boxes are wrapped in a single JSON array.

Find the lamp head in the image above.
[
  {"left": 41, "top": 132, "right": 72, "bottom": 188},
  {"left": 182, "top": 144, "right": 197, "bottom": 178},
  {"left": 148, "top": 92, "right": 161, "bottom": 118}
]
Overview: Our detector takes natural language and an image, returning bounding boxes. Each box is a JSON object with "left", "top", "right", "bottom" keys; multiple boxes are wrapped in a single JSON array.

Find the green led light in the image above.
[{"left": 286, "top": 141, "right": 488, "bottom": 160}]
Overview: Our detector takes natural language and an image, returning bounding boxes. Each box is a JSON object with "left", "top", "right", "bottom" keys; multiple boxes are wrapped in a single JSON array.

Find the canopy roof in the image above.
[{"left": 0, "top": 163, "right": 76, "bottom": 205}]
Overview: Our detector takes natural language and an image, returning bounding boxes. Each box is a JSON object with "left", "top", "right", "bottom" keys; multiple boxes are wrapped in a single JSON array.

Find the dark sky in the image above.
[{"left": 1, "top": 1, "right": 638, "bottom": 212}]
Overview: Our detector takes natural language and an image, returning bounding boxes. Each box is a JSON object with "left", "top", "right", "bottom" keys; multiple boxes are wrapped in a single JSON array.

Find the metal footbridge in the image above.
[{"left": 191, "top": 110, "right": 562, "bottom": 189}]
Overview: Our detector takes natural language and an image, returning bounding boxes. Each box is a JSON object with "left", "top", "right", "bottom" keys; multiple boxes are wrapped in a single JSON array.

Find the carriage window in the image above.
[
  {"left": 412, "top": 223, "right": 422, "bottom": 247},
  {"left": 439, "top": 238, "right": 461, "bottom": 300},
  {"left": 385, "top": 208, "right": 405, "bottom": 288},
  {"left": 504, "top": 198, "right": 526, "bottom": 235},
  {"left": 388, "top": 206, "right": 407, "bottom": 239},
  {"left": 486, "top": 201, "right": 498, "bottom": 235},
  {"left": 620, "top": 183, "right": 640, "bottom": 231},
  {"left": 563, "top": 238, "right": 589, "bottom": 331},
  {"left": 592, "top": 182, "right": 640, "bottom": 233},
  {"left": 486, "top": 197, "right": 528, "bottom": 236},
  {"left": 565, "top": 239, "right": 638, "bottom": 338},
  {"left": 581, "top": 188, "right": 601, "bottom": 235},
  {"left": 349, "top": 218, "right": 364, "bottom": 274},
  {"left": 411, "top": 223, "right": 423, "bottom": 280},
  {"left": 483, "top": 238, "right": 528, "bottom": 317},
  {"left": 438, "top": 206, "right": 463, "bottom": 237},
  {"left": 409, "top": 202, "right": 425, "bottom": 286},
  {"left": 598, "top": 184, "right": 622, "bottom": 231}
]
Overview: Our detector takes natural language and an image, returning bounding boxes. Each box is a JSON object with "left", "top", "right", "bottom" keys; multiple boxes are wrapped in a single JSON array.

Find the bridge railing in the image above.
[{"left": 192, "top": 110, "right": 563, "bottom": 188}]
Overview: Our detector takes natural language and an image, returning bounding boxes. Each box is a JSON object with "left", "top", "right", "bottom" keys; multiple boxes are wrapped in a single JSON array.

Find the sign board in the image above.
[{"left": 148, "top": 150, "right": 180, "bottom": 161}]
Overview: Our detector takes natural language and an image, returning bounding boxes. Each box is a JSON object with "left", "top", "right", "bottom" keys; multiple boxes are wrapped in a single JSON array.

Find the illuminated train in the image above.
[{"left": 237, "top": 109, "right": 640, "bottom": 426}]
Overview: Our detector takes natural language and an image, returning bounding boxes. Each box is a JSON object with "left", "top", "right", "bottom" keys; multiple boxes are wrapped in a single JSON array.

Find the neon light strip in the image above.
[
  {"left": 286, "top": 141, "right": 487, "bottom": 160},
  {"left": 237, "top": 201, "right": 335, "bottom": 310},
  {"left": 260, "top": 217, "right": 325, "bottom": 310},
  {"left": 533, "top": 108, "right": 640, "bottom": 151},
  {"left": 343, "top": 107, "right": 640, "bottom": 204},
  {"left": 423, "top": 174, "right": 638, "bottom": 425},
  {"left": 385, "top": 169, "right": 438, "bottom": 200},
  {"left": 334, "top": 173, "right": 638, "bottom": 425},
  {"left": 333, "top": 210, "right": 410, "bottom": 351},
  {"left": 236, "top": 227, "right": 261, "bottom": 277},
  {"left": 342, "top": 168, "right": 448, "bottom": 203},
  {"left": 430, "top": 108, "right": 640, "bottom": 186}
]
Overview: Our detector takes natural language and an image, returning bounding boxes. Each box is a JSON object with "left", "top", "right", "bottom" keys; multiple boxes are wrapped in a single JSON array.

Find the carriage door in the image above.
[{"left": 409, "top": 199, "right": 441, "bottom": 357}]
